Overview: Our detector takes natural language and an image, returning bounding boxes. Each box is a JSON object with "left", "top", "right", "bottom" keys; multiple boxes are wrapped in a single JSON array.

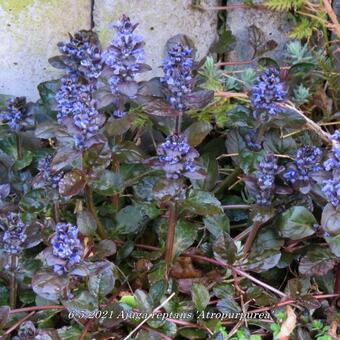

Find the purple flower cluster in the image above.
[
  {"left": 255, "top": 153, "right": 278, "bottom": 206},
  {"left": 0, "top": 97, "right": 31, "bottom": 131},
  {"left": 161, "top": 43, "right": 193, "bottom": 110},
  {"left": 156, "top": 134, "right": 199, "bottom": 180},
  {"left": 283, "top": 146, "right": 322, "bottom": 190},
  {"left": 58, "top": 30, "right": 102, "bottom": 83},
  {"left": 55, "top": 73, "right": 101, "bottom": 149},
  {"left": 0, "top": 212, "right": 27, "bottom": 254},
  {"left": 243, "top": 129, "right": 262, "bottom": 151},
  {"left": 250, "top": 68, "right": 285, "bottom": 120},
  {"left": 102, "top": 15, "right": 145, "bottom": 111},
  {"left": 322, "top": 131, "right": 340, "bottom": 207},
  {"left": 37, "top": 155, "right": 64, "bottom": 190},
  {"left": 50, "top": 222, "right": 83, "bottom": 275}
]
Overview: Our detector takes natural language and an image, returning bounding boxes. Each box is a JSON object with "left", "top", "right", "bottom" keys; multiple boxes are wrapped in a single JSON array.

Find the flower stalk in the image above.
[
  {"left": 165, "top": 201, "right": 177, "bottom": 272},
  {"left": 84, "top": 185, "right": 107, "bottom": 239}
]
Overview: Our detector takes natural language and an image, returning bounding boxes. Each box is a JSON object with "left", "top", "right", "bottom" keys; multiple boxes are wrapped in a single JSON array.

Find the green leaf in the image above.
[
  {"left": 38, "top": 79, "right": 60, "bottom": 109},
  {"left": 246, "top": 287, "right": 277, "bottom": 305},
  {"left": 120, "top": 295, "right": 137, "bottom": 307},
  {"left": 19, "top": 189, "right": 46, "bottom": 213},
  {"left": 91, "top": 170, "right": 124, "bottom": 196},
  {"left": 63, "top": 291, "right": 98, "bottom": 315},
  {"left": 115, "top": 205, "right": 148, "bottom": 234},
  {"left": 325, "top": 234, "right": 340, "bottom": 257},
  {"left": 196, "top": 153, "right": 218, "bottom": 191},
  {"left": 178, "top": 328, "right": 208, "bottom": 339},
  {"left": 184, "top": 121, "right": 212, "bottom": 147},
  {"left": 278, "top": 206, "right": 316, "bottom": 240},
  {"left": 13, "top": 150, "right": 33, "bottom": 170},
  {"left": 203, "top": 214, "right": 230, "bottom": 237},
  {"left": 134, "top": 289, "right": 153, "bottom": 313},
  {"left": 288, "top": 62, "right": 315, "bottom": 76},
  {"left": 77, "top": 210, "right": 96, "bottom": 236},
  {"left": 172, "top": 220, "right": 197, "bottom": 260},
  {"left": 321, "top": 203, "right": 340, "bottom": 236},
  {"left": 212, "top": 232, "right": 237, "bottom": 264},
  {"left": 57, "top": 326, "right": 82, "bottom": 340},
  {"left": 32, "top": 271, "right": 68, "bottom": 301},
  {"left": 299, "top": 249, "right": 335, "bottom": 276},
  {"left": 88, "top": 264, "right": 115, "bottom": 299},
  {"left": 183, "top": 190, "right": 223, "bottom": 216},
  {"left": 244, "top": 250, "right": 281, "bottom": 272},
  {"left": 192, "top": 283, "right": 210, "bottom": 311},
  {"left": 258, "top": 57, "right": 280, "bottom": 70},
  {"left": 0, "top": 285, "right": 9, "bottom": 306},
  {"left": 216, "top": 296, "right": 241, "bottom": 313},
  {"left": 92, "top": 240, "right": 117, "bottom": 259}
]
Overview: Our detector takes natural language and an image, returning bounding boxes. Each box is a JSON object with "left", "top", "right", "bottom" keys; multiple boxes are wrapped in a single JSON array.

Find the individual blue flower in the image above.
[
  {"left": 0, "top": 97, "right": 32, "bottom": 131},
  {"left": 161, "top": 43, "right": 193, "bottom": 110},
  {"left": 50, "top": 222, "right": 83, "bottom": 275},
  {"left": 255, "top": 153, "right": 278, "bottom": 206},
  {"left": 102, "top": 15, "right": 145, "bottom": 95},
  {"left": 112, "top": 110, "right": 127, "bottom": 119},
  {"left": 0, "top": 212, "right": 27, "bottom": 255},
  {"left": 283, "top": 146, "right": 321, "bottom": 190},
  {"left": 250, "top": 68, "right": 285, "bottom": 120},
  {"left": 156, "top": 134, "right": 199, "bottom": 180}
]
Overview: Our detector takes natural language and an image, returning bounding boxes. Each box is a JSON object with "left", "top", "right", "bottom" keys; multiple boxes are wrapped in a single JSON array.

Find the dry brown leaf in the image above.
[{"left": 277, "top": 305, "right": 297, "bottom": 340}]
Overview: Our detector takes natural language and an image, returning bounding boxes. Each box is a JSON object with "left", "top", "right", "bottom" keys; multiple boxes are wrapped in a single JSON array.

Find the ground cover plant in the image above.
[{"left": 0, "top": 2, "right": 340, "bottom": 339}]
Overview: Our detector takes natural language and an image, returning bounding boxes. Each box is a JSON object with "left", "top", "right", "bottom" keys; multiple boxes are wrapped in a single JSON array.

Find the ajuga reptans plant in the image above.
[{"left": 0, "top": 12, "right": 340, "bottom": 340}]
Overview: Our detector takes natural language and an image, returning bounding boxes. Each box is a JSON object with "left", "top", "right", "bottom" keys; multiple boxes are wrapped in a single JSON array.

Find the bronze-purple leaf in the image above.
[
  {"left": 59, "top": 169, "right": 87, "bottom": 197},
  {"left": 48, "top": 56, "right": 69, "bottom": 69},
  {"left": 183, "top": 90, "right": 214, "bottom": 109},
  {"left": 143, "top": 98, "right": 180, "bottom": 117},
  {"left": 118, "top": 81, "right": 139, "bottom": 98},
  {"left": 51, "top": 147, "right": 81, "bottom": 172}
]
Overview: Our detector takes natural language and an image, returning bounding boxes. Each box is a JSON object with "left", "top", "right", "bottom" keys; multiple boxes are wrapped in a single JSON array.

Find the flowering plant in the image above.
[{"left": 0, "top": 13, "right": 339, "bottom": 340}]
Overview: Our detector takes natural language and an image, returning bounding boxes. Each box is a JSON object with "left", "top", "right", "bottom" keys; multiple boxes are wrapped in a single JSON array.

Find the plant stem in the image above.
[
  {"left": 213, "top": 167, "right": 241, "bottom": 196},
  {"left": 9, "top": 255, "right": 18, "bottom": 308},
  {"left": 16, "top": 133, "right": 22, "bottom": 160},
  {"left": 165, "top": 202, "right": 177, "bottom": 272},
  {"left": 175, "top": 112, "right": 182, "bottom": 134},
  {"left": 283, "top": 103, "right": 331, "bottom": 145},
  {"left": 84, "top": 185, "right": 107, "bottom": 239},
  {"left": 323, "top": 0, "right": 340, "bottom": 38},
  {"left": 188, "top": 253, "right": 288, "bottom": 298},
  {"left": 53, "top": 201, "right": 60, "bottom": 222},
  {"left": 222, "top": 204, "right": 252, "bottom": 210},
  {"left": 242, "top": 221, "right": 263, "bottom": 256},
  {"left": 111, "top": 154, "right": 120, "bottom": 210},
  {"left": 10, "top": 305, "right": 65, "bottom": 314},
  {"left": 334, "top": 263, "right": 340, "bottom": 307},
  {"left": 3, "top": 311, "right": 35, "bottom": 336}
]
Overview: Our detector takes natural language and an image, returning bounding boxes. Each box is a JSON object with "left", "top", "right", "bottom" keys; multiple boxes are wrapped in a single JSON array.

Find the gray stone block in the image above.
[
  {"left": 227, "top": 0, "right": 294, "bottom": 63},
  {"left": 94, "top": 0, "right": 219, "bottom": 79},
  {"left": 0, "top": 0, "right": 92, "bottom": 100}
]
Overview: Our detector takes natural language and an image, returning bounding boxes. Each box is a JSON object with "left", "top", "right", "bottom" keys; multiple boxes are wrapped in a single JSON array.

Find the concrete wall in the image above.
[
  {"left": 0, "top": 0, "right": 92, "bottom": 100},
  {"left": 0, "top": 0, "right": 219, "bottom": 101}
]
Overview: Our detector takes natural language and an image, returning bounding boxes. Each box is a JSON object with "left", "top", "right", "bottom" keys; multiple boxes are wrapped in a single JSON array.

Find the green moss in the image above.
[{"left": 0, "top": 0, "right": 49, "bottom": 17}]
